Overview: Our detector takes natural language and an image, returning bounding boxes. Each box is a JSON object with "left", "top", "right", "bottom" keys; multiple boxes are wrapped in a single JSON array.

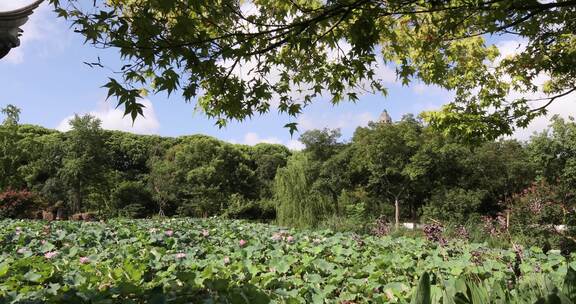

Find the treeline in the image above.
[
  {"left": 1, "top": 105, "right": 576, "bottom": 248},
  {"left": 274, "top": 114, "right": 576, "bottom": 250},
  {"left": 0, "top": 105, "right": 289, "bottom": 220},
  {"left": 276, "top": 115, "right": 536, "bottom": 228}
]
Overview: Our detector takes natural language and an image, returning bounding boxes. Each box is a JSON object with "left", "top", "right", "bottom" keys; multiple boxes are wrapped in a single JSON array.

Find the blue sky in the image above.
[{"left": 1, "top": 1, "right": 573, "bottom": 149}]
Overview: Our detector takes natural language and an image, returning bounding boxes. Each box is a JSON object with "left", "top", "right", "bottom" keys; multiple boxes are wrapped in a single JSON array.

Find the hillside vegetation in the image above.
[{"left": 1, "top": 106, "right": 576, "bottom": 250}]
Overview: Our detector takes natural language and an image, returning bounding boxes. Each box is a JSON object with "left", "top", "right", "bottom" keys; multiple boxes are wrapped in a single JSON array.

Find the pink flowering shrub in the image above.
[{"left": 0, "top": 189, "right": 39, "bottom": 219}]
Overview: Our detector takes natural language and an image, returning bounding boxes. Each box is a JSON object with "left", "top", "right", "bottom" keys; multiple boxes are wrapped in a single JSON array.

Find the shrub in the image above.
[
  {"left": 223, "top": 195, "right": 276, "bottom": 220},
  {"left": 505, "top": 181, "right": 573, "bottom": 252},
  {"left": 0, "top": 189, "right": 39, "bottom": 219},
  {"left": 110, "top": 181, "right": 156, "bottom": 218},
  {"left": 176, "top": 190, "right": 228, "bottom": 217},
  {"left": 370, "top": 215, "right": 391, "bottom": 237},
  {"left": 421, "top": 188, "right": 486, "bottom": 224}
]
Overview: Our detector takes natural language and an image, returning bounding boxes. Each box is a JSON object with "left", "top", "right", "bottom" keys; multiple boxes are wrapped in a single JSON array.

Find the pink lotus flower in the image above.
[
  {"left": 41, "top": 240, "right": 46, "bottom": 245},
  {"left": 269, "top": 267, "right": 276, "bottom": 273},
  {"left": 165, "top": 230, "right": 174, "bottom": 237},
  {"left": 79, "top": 257, "right": 90, "bottom": 264},
  {"left": 202, "top": 229, "right": 209, "bottom": 237},
  {"left": 239, "top": 239, "right": 247, "bottom": 247},
  {"left": 286, "top": 236, "right": 294, "bottom": 243},
  {"left": 175, "top": 253, "right": 186, "bottom": 259},
  {"left": 223, "top": 256, "right": 230, "bottom": 264},
  {"left": 44, "top": 251, "right": 58, "bottom": 259}
]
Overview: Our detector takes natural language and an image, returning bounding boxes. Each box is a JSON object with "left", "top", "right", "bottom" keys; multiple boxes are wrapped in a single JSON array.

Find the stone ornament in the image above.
[{"left": 0, "top": 0, "right": 44, "bottom": 59}]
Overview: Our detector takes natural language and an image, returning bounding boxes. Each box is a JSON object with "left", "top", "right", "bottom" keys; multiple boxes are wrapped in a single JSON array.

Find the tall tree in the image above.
[
  {"left": 353, "top": 117, "right": 424, "bottom": 227},
  {"left": 157, "top": 136, "right": 258, "bottom": 216},
  {"left": 274, "top": 153, "right": 332, "bottom": 228},
  {"left": 0, "top": 105, "right": 24, "bottom": 189},
  {"left": 248, "top": 143, "right": 291, "bottom": 198},
  {"left": 59, "top": 114, "right": 108, "bottom": 213},
  {"left": 300, "top": 128, "right": 343, "bottom": 162},
  {"left": 148, "top": 156, "right": 179, "bottom": 216},
  {"left": 51, "top": 0, "right": 576, "bottom": 140},
  {"left": 528, "top": 116, "right": 576, "bottom": 203},
  {"left": 1, "top": 105, "right": 20, "bottom": 126}
]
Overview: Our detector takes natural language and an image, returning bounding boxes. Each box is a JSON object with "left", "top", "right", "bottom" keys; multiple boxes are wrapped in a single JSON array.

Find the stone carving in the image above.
[{"left": 0, "top": 0, "right": 44, "bottom": 59}]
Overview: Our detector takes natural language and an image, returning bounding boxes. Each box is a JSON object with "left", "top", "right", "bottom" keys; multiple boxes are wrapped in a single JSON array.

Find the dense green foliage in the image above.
[
  {"left": 411, "top": 267, "right": 576, "bottom": 303},
  {"left": 48, "top": 0, "right": 576, "bottom": 140},
  {"left": 1, "top": 105, "right": 576, "bottom": 250},
  {"left": 1, "top": 218, "right": 574, "bottom": 303},
  {"left": 275, "top": 154, "right": 332, "bottom": 228},
  {"left": 0, "top": 105, "right": 290, "bottom": 220}
]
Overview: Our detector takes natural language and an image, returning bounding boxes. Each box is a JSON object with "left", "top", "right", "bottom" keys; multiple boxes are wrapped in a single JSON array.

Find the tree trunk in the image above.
[
  {"left": 158, "top": 201, "right": 165, "bottom": 217},
  {"left": 395, "top": 198, "right": 400, "bottom": 230},
  {"left": 73, "top": 186, "right": 82, "bottom": 214},
  {"left": 332, "top": 190, "right": 339, "bottom": 216}
]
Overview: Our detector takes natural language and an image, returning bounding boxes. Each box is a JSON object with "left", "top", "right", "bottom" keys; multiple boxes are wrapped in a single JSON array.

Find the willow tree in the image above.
[
  {"left": 50, "top": 0, "right": 575, "bottom": 141},
  {"left": 274, "top": 153, "right": 331, "bottom": 228}
]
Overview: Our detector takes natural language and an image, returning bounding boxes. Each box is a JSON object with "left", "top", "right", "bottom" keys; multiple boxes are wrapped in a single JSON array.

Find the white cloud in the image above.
[
  {"left": 2, "top": 1, "right": 71, "bottom": 64},
  {"left": 57, "top": 99, "right": 161, "bottom": 135},
  {"left": 230, "top": 132, "right": 305, "bottom": 151},
  {"left": 297, "top": 111, "right": 375, "bottom": 132},
  {"left": 242, "top": 132, "right": 282, "bottom": 145},
  {"left": 513, "top": 93, "right": 576, "bottom": 140},
  {"left": 411, "top": 82, "right": 450, "bottom": 96},
  {"left": 495, "top": 39, "right": 527, "bottom": 65},
  {"left": 285, "top": 139, "right": 305, "bottom": 151}
]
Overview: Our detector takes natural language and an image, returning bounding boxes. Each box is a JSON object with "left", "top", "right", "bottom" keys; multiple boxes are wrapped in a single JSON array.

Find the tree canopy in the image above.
[
  {"left": 49, "top": 0, "right": 576, "bottom": 140},
  {"left": 3, "top": 105, "right": 576, "bottom": 249}
]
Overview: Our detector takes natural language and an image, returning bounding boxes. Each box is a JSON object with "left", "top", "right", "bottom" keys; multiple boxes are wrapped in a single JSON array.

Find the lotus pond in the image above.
[{"left": 0, "top": 218, "right": 574, "bottom": 303}]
